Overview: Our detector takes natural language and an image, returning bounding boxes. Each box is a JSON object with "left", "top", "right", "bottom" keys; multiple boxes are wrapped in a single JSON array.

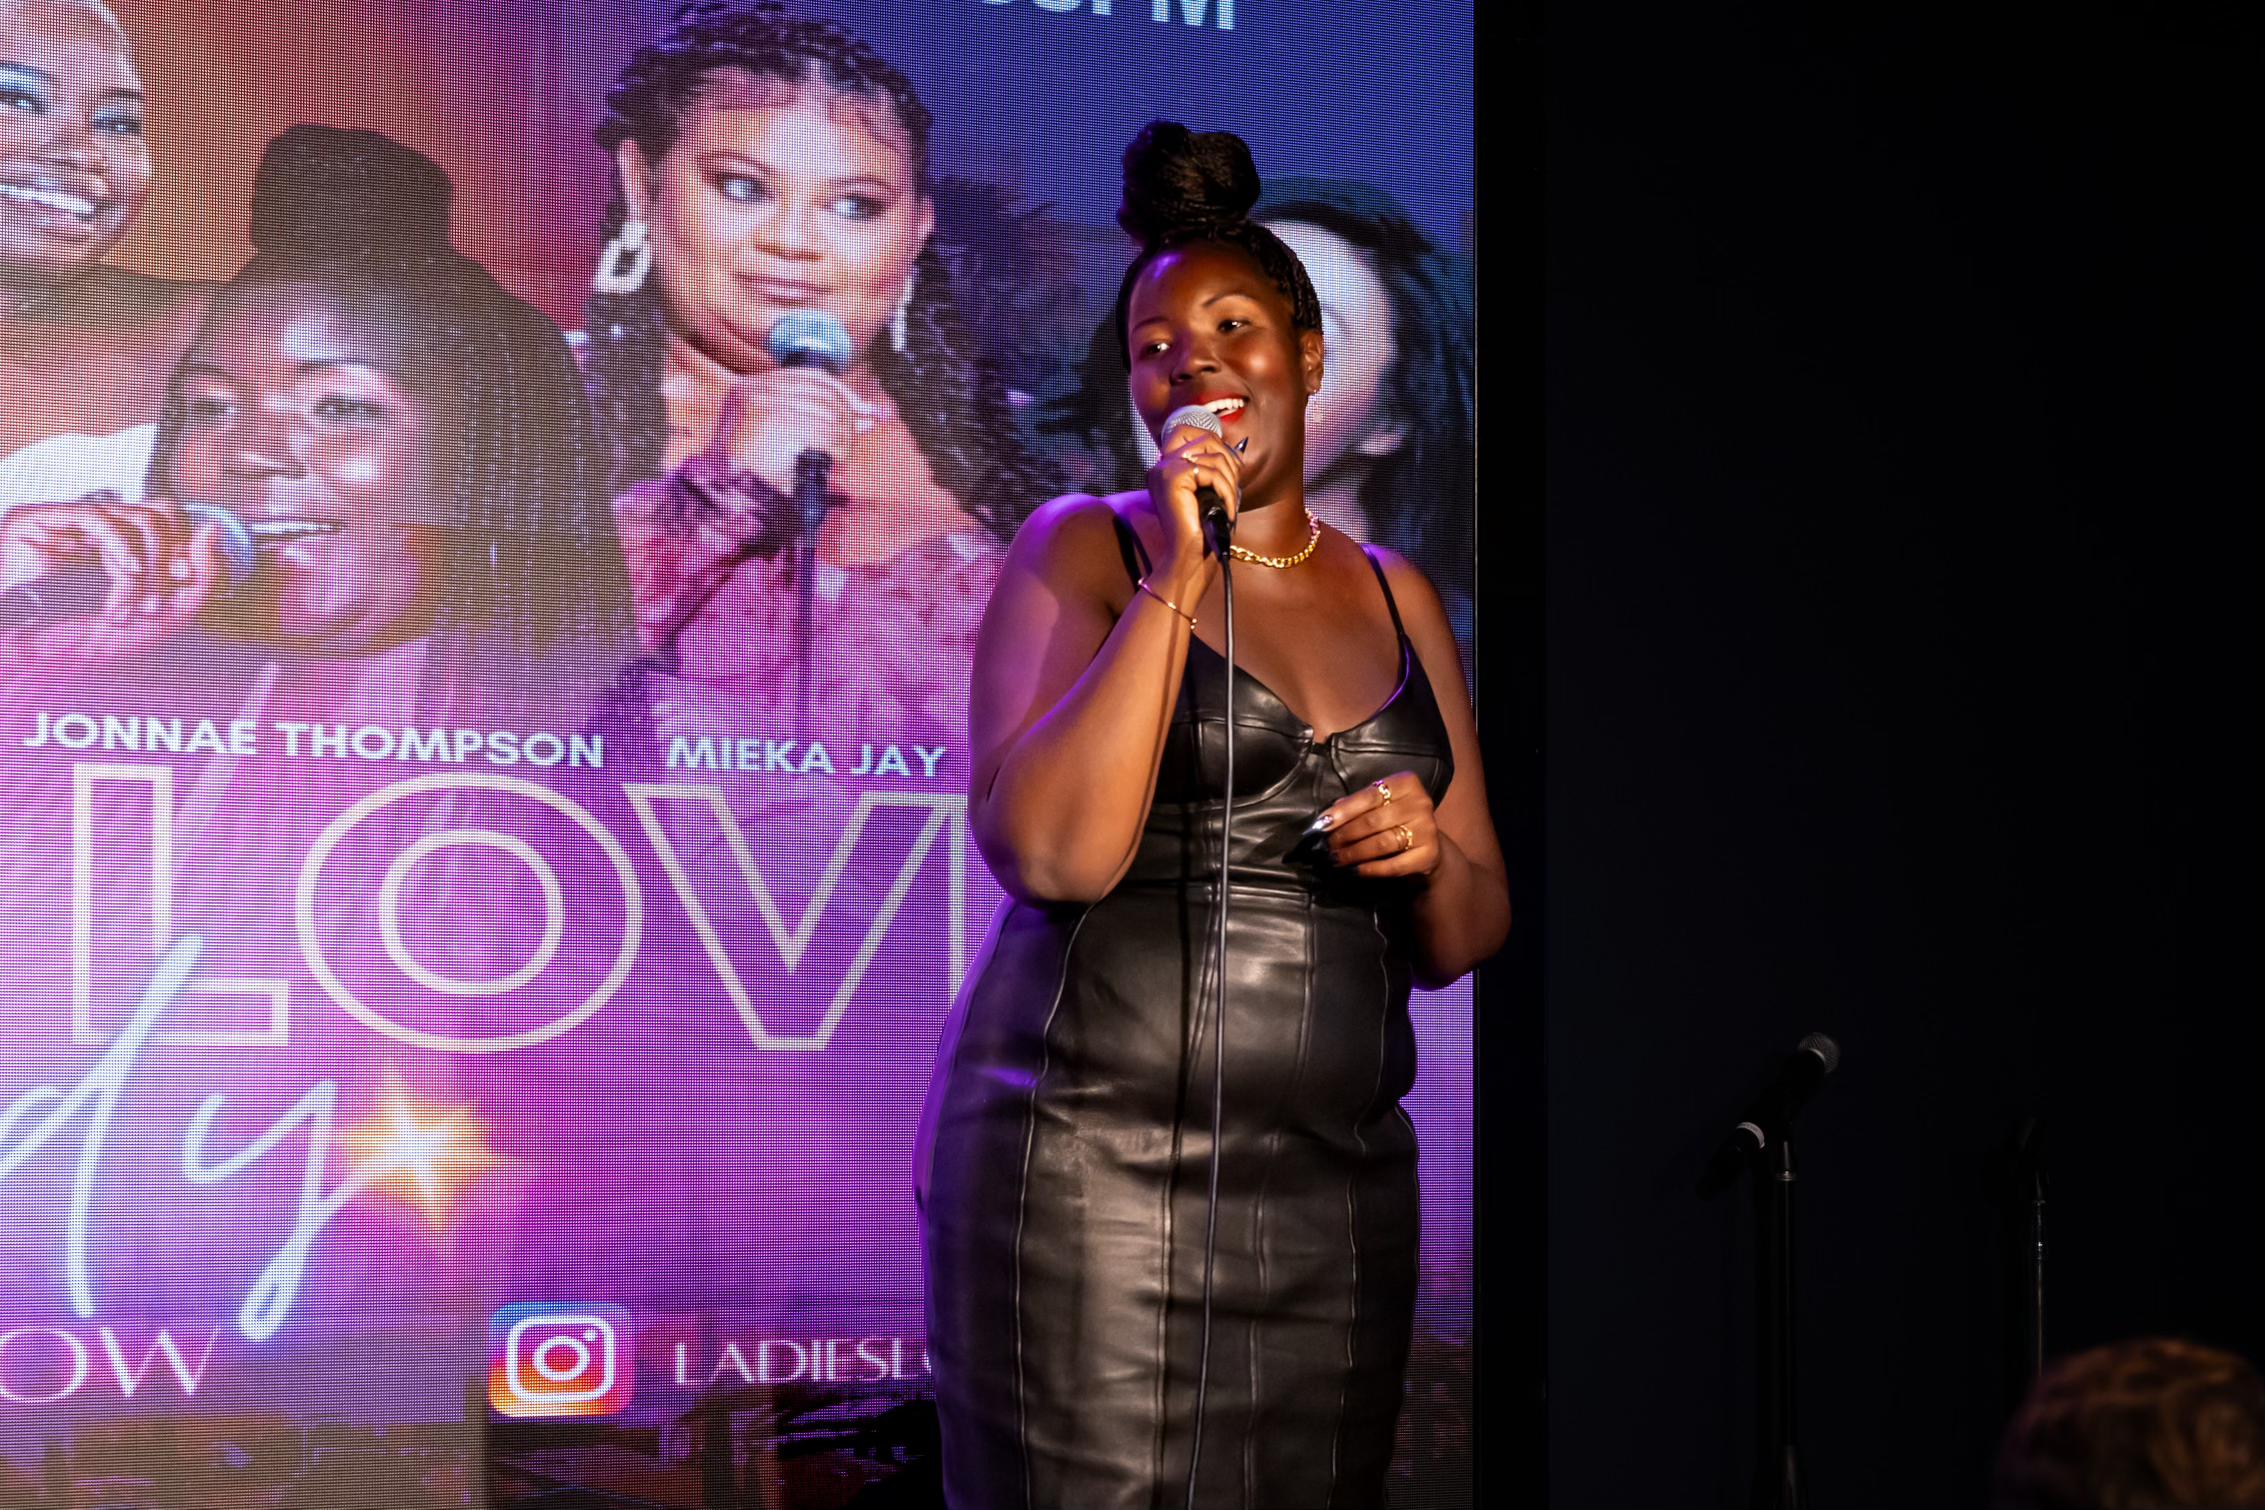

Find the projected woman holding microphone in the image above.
[
  {"left": 917, "top": 124, "right": 1510, "bottom": 1508},
  {"left": 0, "top": 118, "right": 641, "bottom": 1138},
  {"left": 0, "top": 135, "right": 643, "bottom": 1449},
  {"left": 0, "top": 123, "right": 634, "bottom": 727},
  {"left": 583, "top": 0, "right": 1054, "bottom": 756}
]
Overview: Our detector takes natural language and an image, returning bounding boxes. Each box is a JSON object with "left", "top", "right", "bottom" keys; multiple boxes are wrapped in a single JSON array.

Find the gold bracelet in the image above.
[{"left": 1135, "top": 576, "right": 1196, "bottom": 627}]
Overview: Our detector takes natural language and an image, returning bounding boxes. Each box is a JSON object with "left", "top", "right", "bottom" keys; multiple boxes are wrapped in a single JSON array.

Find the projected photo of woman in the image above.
[
  {"left": 0, "top": 131, "right": 639, "bottom": 1484},
  {"left": 0, "top": 121, "right": 641, "bottom": 1040},
  {"left": 1043, "top": 176, "right": 1477, "bottom": 646},
  {"left": 583, "top": 0, "right": 1054, "bottom": 762},
  {"left": 0, "top": 122, "right": 636, "bottom": 726},
  {"left": 0, "top": 0, "right": 209, "bottom": 507}
]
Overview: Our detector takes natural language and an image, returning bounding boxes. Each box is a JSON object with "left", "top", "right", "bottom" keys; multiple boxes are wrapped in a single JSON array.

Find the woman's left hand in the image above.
[{"left": 1315, "top": 770, "right": 1444, "bottom": 880}]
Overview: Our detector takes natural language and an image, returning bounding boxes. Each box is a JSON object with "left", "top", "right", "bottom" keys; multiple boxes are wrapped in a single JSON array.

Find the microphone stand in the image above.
[
  {"left": 791, "top": 447, "right": 836, "bottom": 739},
  {"left": 1699, "top": 1036, "right": 1836, "bottom": 1510},
  {"left": 2023, "top": 1130, "right": 2047, "bottom": 1379},
  {"left": 1185, "top": 500, "right": 1235, "bottom": 1507},
  {"left": 1755, "top": 1130, "right": 1801, "bottom": 1510},
  {"left": 2001, "top": 1116, "right": 2047, "bottom": 1409}
]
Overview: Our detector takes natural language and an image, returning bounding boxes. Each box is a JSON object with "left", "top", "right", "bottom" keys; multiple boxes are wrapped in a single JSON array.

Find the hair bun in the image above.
[
  {"left": 249, "top": 125, "right": 455, "bottom": 260},
  {"left": 672, "top": 0, "right": 788, "bottom": 25},
  {"left": 1116, "top": 120, "right": 1262, "bottom": 243}
]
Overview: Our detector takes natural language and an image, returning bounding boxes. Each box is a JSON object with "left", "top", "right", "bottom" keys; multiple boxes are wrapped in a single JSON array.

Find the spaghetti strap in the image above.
[
  {"left": 1361, "top": 545, "right": 1409, "bottom": 643},
  {"left": 1108, "top": 506, "right": 1152, "bottom": 587}
]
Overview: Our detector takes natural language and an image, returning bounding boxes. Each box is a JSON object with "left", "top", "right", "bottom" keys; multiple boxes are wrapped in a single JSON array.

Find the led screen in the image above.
[{"left": 0, "top": 2, "right": 1475, "bottom": 1504}]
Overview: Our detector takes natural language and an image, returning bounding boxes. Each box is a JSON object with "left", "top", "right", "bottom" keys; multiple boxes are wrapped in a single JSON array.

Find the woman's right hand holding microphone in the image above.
[
  {"left": 1142, "top": 417, "right": 1242, "bottom": 606},
  {"left": 709, "top": 365, "right": 888, "bottom": 492},
  {"left": 687, "top": 367, "right": 889, "bottom": 545},
  {"left": 0, "top": 493, "right": 223, "bottom": 666}
]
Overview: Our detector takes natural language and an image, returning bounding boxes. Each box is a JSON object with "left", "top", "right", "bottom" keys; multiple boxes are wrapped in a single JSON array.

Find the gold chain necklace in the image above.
[{"left": 1226, "top": 511, "right": 1322, "bottom": 569}]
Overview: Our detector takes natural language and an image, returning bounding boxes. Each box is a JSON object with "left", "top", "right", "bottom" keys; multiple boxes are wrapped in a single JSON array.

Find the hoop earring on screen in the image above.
[{"left": 593, "top": 218, "right": 654, "bottom": 295}]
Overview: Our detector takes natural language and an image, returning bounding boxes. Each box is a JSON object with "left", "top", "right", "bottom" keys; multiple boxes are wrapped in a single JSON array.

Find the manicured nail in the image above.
[{"left": 1308, "top": 811, "right": 1336, "bottom": 832}]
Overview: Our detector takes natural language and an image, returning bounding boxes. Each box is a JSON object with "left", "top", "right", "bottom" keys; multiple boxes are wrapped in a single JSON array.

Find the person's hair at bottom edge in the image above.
[{"left": 1992, "top": 1337, "right": 2265, "bottom": 1510}]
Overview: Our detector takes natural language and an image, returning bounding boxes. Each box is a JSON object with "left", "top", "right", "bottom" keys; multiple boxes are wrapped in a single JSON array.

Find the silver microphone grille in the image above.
[
  {"left": 1162, "top": 404, "right": 1225, "bottom": 441},
  {"left": 1798, "top": 1032, "right": 1842, "bottom": 1074}
]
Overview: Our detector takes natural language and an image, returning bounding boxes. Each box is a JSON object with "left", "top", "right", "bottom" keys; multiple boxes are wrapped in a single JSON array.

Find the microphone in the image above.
[
  {"left": 1717, "top": 1032, "right": 1842, "bottom": 1165},
  {"left": 764, "top": 310, "right": 855, "bottom": 531},
  {"left": 764, "top": 311, "right": 855, "bottom": 735},
  {"left": 0, "top": 502, "right": 338, "bottom": 631},
  {"left": 767, "top": 308, "right": 855, "bottom": 376},
  {"left": 1163, "top": 403, "right": 1236, "bottom": 556},
  {"left": 764, "top": 305, "right": 853, "bottom": 577}
]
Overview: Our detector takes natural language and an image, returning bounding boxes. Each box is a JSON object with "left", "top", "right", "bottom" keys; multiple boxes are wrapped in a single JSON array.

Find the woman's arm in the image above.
[
  {"left": 1333, "top": 550, "right": 1510, "bottom": 988},
  {"left": 966, "top": 492, "right": 1204, "bottom": 903},
  {"left": 610, "top": 459, "right": 794, "bottom": 648},
  {"left": 968, "top": 405, "right": 1242, "bottom": 903}
]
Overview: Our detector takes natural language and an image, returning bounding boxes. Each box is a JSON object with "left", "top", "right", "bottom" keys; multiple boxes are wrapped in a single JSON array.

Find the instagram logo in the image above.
[{"left": 487, "top": 1304, "right": 634, "bottom": 1418}]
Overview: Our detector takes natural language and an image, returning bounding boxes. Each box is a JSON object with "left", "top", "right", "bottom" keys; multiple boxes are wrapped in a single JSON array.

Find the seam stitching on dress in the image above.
[
  {"left": 1154, "top": 820, "right": 1217, "bottom": 1507},
  {"left": 1330, "top": 907, "right": 1394, "bottom": 1509},
  {"left": 1247, "top": 866, "right": 1319, "bottom": 1508},
  {"left": 1013, "top": 905, "right": 1089, "bottom": 1510}
]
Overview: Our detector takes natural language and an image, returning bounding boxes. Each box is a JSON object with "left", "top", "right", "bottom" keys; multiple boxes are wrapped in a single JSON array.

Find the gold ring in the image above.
[
  {"left": 1374, "top": 781, "right": 1394, "bottom": 805},
  {"left": 1395, "top": 824, "right": 1414, "bottom": 852}
]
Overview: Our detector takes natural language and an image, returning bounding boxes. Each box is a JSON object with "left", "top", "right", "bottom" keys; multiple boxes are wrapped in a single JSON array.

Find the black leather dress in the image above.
[{"left": 917, "top": 530, "right": 1456, "bottom": 1510}]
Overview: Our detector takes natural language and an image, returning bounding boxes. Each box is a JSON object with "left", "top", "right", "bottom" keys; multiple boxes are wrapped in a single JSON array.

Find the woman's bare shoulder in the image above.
[
  {"left": 1364, "top": 543, "right": 1449, "bottom": 616},
  {"left": 977, "top": 491, "right": 1146, "bottom": 618},
  {"left": 1005, "top": 490, "right": 1142, "bottom": 569},
  {"left": 1364, "top": 543, "right": 1471, "bottom": 684}
]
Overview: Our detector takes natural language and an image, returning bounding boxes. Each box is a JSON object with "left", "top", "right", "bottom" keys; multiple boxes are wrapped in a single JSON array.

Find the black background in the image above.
[{"left": 1483, "top": 5, "right": 2260, "bottom": 1506}]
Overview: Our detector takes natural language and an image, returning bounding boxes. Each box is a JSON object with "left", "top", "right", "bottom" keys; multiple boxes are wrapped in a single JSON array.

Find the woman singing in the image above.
[
  {"left": 583, "top": 0, "right": 1054, "bottom": 757},
  {"left": 1, "top": 0, "right": 209, "bottom": 505},
  {"left": 918, "top": 123, "right": 1510, "bottom": 1508},
  {"left": 1041, "top": 174, "right": 1477, "bottom": 648}
]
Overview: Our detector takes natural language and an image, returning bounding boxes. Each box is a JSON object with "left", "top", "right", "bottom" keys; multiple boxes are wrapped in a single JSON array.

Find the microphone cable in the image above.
[{"left": 1185, "top": 524, "right": 1233, "bottom": 1506}]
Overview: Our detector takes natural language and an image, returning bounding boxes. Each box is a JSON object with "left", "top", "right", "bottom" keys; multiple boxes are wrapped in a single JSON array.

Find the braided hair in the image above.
[
  {"left": 1110, "top": 121, "right": 1323, "bottom": 367},
  {"left": 583, "top": 0, "right": 1054, "bottom": 542},
  {"left": 145, "top": 125, "right": 638, "bottom": 718}
]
